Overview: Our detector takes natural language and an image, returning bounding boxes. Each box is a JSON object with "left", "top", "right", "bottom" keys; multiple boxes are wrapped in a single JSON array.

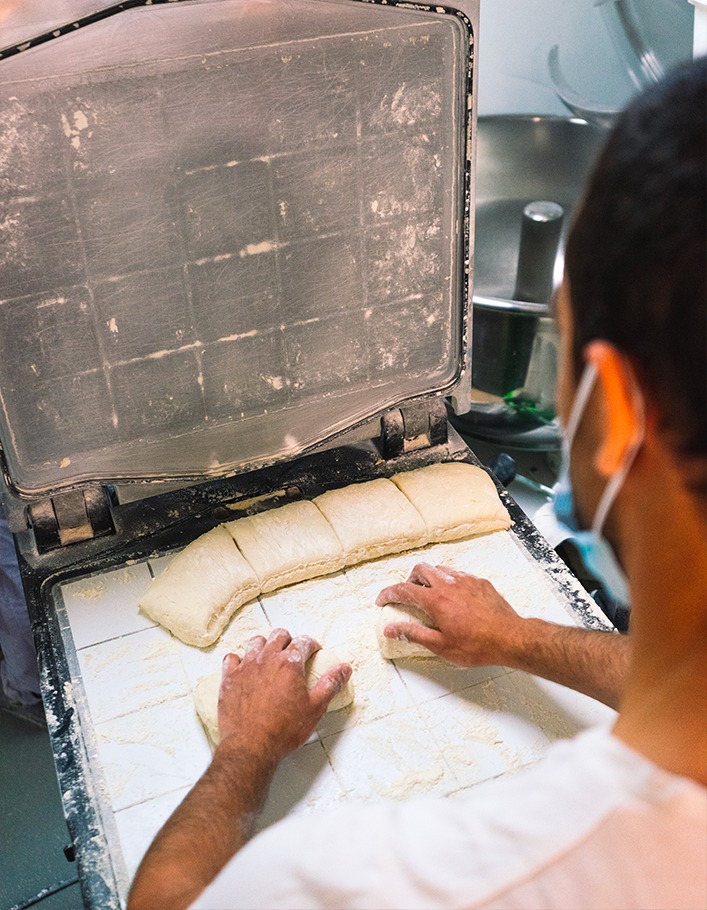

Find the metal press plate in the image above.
[{"left": 0, "top": 0, "right": 476, "bottom": 497}]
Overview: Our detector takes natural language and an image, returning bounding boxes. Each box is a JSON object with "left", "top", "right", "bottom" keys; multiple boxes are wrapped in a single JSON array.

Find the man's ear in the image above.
[{"left": 584, "top": 341, "right": 643, "bottom": 477}]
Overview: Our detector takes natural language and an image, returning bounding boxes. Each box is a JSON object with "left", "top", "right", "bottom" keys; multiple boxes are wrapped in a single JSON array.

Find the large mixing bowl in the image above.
[{"left": 455, "top": 115, "right": 607, "bottom": 448}]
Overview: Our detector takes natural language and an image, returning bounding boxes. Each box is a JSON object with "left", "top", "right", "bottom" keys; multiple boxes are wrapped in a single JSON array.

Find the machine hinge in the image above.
[
  {"left": 26, "top": 487, "right": 115, "bottom": 553},
  {"left": 379, "top": 399, "right": 448, "bottom": 459}
]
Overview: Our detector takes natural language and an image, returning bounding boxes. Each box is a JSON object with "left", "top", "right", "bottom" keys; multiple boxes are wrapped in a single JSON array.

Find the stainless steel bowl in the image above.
[
  {"left": 457, "top": 115, "right": 607, "bottom": 448},
  {"left": 474, "top": 115, "right": 607, "bottom": 302}
]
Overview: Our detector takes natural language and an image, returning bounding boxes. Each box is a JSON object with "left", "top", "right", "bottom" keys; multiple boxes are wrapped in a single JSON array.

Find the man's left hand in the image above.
[{"left": 218, "top": 629, "right": 352, "bottom": 765}]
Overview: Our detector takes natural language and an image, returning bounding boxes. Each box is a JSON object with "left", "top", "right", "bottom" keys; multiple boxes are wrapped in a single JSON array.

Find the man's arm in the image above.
[
  {"left": 376, "top": 563, "right": 629, "bottom": 710},
  {"left": 127, "top": 630, "right": 352, "bottom": 910}
]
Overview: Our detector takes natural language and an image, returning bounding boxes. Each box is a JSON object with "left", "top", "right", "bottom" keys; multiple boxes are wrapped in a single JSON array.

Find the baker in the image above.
[{"left": 128, "top": 58, "right": 707, "bottom": 910}]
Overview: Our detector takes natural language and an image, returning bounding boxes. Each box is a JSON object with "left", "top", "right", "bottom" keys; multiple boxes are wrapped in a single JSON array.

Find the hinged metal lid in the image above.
[{"left": 0, "top": 0, "right": 477, "bottom": 498}]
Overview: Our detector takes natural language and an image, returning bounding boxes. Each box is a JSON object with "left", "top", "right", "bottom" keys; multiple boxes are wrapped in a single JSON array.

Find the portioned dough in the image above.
[
  {"left": 194, "top": 648, "right": 354, "bottom": 747},
  {"left": 305, "top": 649, "right": 355, "bottom": 712},
  {"left": 193, "top": 670, "right": 222, "bottom": 746},
  {"left": 314, "top": 478, "right": 428, "bottom": 564},
  {"left": 225, "top": 500, "right": 344, "bottom": 593},
  {"left": 140, "top": 463, "right": 511, "bottom": 648},
  {"left": 138, "top": 526, "right": 260, "bottom": 648},
  {"left": 391, "top": 462, "right": 511, "bottom": 542},
  {"left": 376, "top": 604, "right": 436, "bottom": 659}
]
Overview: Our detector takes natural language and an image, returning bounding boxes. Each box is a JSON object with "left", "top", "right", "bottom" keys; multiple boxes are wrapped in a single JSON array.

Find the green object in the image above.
[{"left": 503, "top": 389, "right": 556, "bottom": 424}]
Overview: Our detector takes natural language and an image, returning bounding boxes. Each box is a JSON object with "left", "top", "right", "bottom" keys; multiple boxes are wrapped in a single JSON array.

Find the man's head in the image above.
[{"left": 559, "top": 57, "right": 706, "bottom": 505}]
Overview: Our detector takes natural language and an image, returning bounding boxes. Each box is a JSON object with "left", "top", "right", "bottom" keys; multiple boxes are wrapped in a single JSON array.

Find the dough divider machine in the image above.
[{"left": 0, "top": 2, "right": 612, "bottom": 905}]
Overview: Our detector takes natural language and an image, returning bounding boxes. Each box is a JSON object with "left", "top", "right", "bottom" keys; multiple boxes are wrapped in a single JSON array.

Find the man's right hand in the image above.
[{"left": 375, "top": 562, "right": 528, "bottom": 668}]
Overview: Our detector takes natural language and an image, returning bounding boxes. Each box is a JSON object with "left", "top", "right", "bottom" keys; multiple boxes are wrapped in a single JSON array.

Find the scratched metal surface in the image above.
[{"left": 0, "top": 0, "right": 472, "bottom": 496}]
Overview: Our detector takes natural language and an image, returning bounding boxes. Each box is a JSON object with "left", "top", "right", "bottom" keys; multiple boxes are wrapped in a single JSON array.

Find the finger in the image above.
[
  {"left": 375, "top": 581, "right": 431, "bottom": 609},
  {"left": 431, "top": 564, "right": 462, "bottom": 584},
  {"left": 436, "top": 563, "right": 477, "bottom": 581},
  {"left": 287, "top": 635, "right": 321, "bottom": 666},
  {"left": 406, "top": 563, "right": 439, "bottom": 587},
  {"left": 241, "top": 635, "right": 267, "bottom": 661},
  {"left": 221, "top": 651, "right": 241, "bottom": 678},
  {"left": 384, "top": 622, "right": 445, "bottom": 654},
  {"left": 308, "top": 663, "right": 352, "bottom": 713},
  {"left": 262, "top": 628, "right": 292, "bottom": 655}
]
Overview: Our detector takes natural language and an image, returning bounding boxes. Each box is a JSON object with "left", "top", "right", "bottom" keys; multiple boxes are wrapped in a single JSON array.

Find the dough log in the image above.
[
  {"left": 225, "top": 500, "right": 344, "bottom": 593},
  {"left": 139, "top": 462, "right": 511, "bottom": 649},
  {"left": 391, "top": 462, "right": 511, "bottom": 542},
  {"left": 314, "top": 478, "right": 427, "bottom": 563},
  {"left": 137, "top": 526, "right": 259, "bottom": 648}
]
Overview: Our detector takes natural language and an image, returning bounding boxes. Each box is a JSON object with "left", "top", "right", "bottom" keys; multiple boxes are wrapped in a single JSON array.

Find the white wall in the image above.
[{"left": 477, "top": 0, "right": 694, "bottom": 117}]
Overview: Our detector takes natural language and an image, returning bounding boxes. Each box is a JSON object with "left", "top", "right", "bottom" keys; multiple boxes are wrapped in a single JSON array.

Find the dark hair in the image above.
[{"left": 565, "top": 56, "right": 706, "bottom": 466}]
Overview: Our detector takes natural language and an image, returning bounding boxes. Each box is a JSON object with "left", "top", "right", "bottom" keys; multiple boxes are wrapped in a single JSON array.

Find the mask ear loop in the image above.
[
  {"left": 564, "top": 361, "right": 599, "bottom": 451},
  {"left": 592, "top": 370, "right": 646, "bottom": 536}
]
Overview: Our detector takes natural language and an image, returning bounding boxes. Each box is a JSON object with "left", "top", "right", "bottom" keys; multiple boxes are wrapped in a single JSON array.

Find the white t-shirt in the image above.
[{"left": 191, "top": 728, "right": 707, "bottom": 910}]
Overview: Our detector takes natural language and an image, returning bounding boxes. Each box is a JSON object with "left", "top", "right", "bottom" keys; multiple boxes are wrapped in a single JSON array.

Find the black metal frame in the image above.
[{"left": 15, "top": 424, "right": 611, "bottom": 907}]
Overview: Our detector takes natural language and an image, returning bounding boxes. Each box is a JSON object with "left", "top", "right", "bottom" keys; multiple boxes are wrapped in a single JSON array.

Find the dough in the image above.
[
  {"left": 139, "top": 464, "right": 510, "bottom": 648},
  {"left": 138, "top": 526, "right": 260, "bottom": 648},
  {"left": 314, "top": 478, "right": 428, "bottom": 564},
  {"left": 193, "top": 648, "right": 354, "bottom": 747},
  {"left": 225, "top": 501, "right": 344, "bottom": 593},
  {"left": 193, "top": 670, "right": 222, "bottom": 746},
  {"left": 376, "top": 604, "right": 436, "bottom": 659},
  {"left": 391, "top": 462, "right": 511, "bottom": 543},
  {"left": 305, "top": 648, "right": 355, "bottom": 712}
]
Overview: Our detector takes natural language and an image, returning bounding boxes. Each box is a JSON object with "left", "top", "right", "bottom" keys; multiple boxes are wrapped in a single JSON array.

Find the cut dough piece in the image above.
[
  {"left": 305, "top": 649, "right": 355, "bottom": 712},
  {"left": 376, "top": 604, "right": 436, "bottom": 659},
  {"left": 391, "top": 462, "right": 511, "bottom": 543},
  {"left": 314, "top": 478, "right": 428, "bottom": 565},
  {"left": 138, "top": 526, "right": 260, "bottom": 648},
  {"left": 194, "top": 648, "right": 354, "bottom": 747},
  {"left": 193, "top": 671, "right": 222, "bottom": 746},
  {"left": 225, "top": 501, "right": 344, "bottom": 593}
]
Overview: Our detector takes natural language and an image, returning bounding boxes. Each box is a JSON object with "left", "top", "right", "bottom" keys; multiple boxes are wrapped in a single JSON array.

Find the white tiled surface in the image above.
[
  {"left": 416, "top": 675, "right": 553, "bottom": 790},
  {"left": 321, "top": 705, "right": 458, "bottom": 803},
  {"left": 76, "top": 625, "right": 188, "bottom": 724},
  {"left": 259, "top": 572, "right": 369, "bottom": 652},
  {"left": 174, "top": 600, "right": 271, "bottom": 685},
  {"left": 394, "top": 657, "right": 508, "bottom": 705},
  {"left": 144, "top": 552, "right": 178, "bottom": 578},
  {"left": 59, "top": 563, "right": 156, "bottom": 649},
  {"left": 113, "top": 785, "right": 191, "bottom": 880},
  {"left": 508, "top": 672, "right": 616, "bottom": 737},
  {"left": 257, "top": 739, "right": 346, "bottom": 832},
  {"left": 94, "top": 696, "right": 212, "bottom": 812},
  {"left": 56, "top": 531, "right": 616, "bottom": 894}
]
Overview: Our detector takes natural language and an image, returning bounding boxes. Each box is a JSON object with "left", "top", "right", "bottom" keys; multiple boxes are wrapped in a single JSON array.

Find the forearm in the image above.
[
  {"left": 128, "top": 740, "right": 277, "bottom": 910},
  {"left": 505, "top": 618, "right": 630, "bottom": 710}
]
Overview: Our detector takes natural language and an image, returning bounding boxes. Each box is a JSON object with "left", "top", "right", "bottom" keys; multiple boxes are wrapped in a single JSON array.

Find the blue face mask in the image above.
[{"left": 553, "top": 361, "right": 644, "bottom": 606}]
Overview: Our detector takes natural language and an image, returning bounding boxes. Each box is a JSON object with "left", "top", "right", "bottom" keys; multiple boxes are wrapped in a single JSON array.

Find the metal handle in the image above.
[
  {"left": 472, "top": 295, "right": 550, "bottom": 316},
  {"left": 513, "top": 201, "right": 565, "bottom": 304}
]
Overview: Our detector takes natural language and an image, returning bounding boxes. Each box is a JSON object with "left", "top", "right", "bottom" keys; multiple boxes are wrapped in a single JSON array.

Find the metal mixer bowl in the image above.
[{"left": 458, "top": 115, "right": 607, "bottom": 448}]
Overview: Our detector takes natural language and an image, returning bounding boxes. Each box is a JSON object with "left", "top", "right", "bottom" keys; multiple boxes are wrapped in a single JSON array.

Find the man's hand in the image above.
[
  {"left": 218, "top": 630, "right": 352, "bottom": 765},
  {"left": 376, "top": 561, "right": 628, "bottom": 710},
  {"left": 128, "top": 629, "right": 351, "bottom": 910},
  {"left": 376, "top": 562, "right": 527, "bottom": 667}
]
